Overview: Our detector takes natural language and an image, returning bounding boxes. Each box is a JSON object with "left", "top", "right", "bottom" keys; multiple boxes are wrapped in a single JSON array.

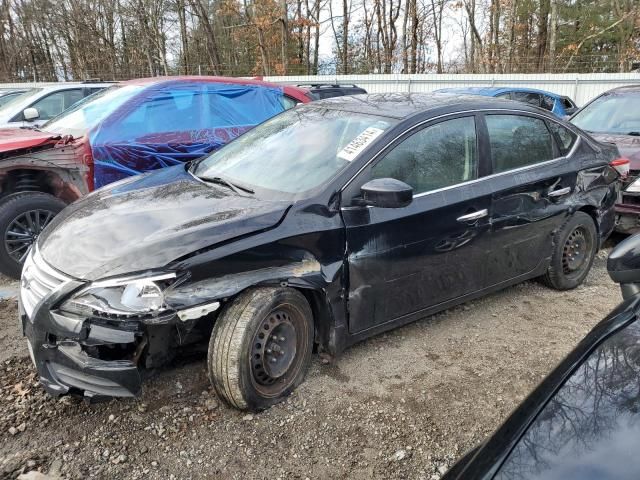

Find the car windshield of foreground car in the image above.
[
  {"left": 194, "top": 107, "right": 397, "bottom": 195},
  {"left": 0, "top": 88, "right": 41, "bottom": 114},
  {"left": 42, "top": 84, "right": 145, "bottom": 135},
  {"left": 572, "top": 92, "right": 640, "bottom": 135}
]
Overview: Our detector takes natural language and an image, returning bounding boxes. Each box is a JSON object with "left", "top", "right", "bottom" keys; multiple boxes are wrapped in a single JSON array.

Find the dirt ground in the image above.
[{"left": 0, "top": 250, "right": 623, "bottom": 480}]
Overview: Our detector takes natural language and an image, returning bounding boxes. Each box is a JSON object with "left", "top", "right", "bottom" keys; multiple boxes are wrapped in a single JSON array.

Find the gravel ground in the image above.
[{"left": 0, "top": 251, "right": 623, "bottom": 480}]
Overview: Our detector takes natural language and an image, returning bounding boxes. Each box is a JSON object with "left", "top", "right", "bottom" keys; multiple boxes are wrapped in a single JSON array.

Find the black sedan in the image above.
[
  {"left": 20, "top": 93, "right": 620, "bottom": 410},
  {"left": 443, "top": 233, "right": 640, "bottom": 480}
]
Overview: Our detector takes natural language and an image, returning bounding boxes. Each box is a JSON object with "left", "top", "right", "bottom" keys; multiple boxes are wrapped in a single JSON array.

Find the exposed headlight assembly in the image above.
[{"left": 60, "top": 273, "right": 176, "bottom": 320}]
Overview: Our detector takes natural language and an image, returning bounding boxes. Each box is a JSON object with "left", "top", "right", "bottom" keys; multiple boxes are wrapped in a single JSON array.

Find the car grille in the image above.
[{"left": 20, "top": 247, "right": 70, "bottom": 320}]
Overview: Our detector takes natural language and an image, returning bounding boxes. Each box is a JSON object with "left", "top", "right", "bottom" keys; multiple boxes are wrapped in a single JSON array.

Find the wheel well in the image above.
[
  {"left": 578, "top": 205, "right": 599, "bottom": 233},
  {"left": 0, "top": 169, "right": 75, "bottom": 203},
  {"left": 297, "top": 288, "right": 333, "bottom": 351}
]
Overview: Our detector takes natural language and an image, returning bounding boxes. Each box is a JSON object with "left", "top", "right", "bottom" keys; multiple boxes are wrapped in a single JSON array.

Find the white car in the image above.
[{"left": 0, "top": 82, "right": 113, "bottom": 128}]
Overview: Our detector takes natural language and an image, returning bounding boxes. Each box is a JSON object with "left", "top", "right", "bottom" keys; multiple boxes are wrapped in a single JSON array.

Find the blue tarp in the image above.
[{"left": 89, "top": 81, "right": 286, "bottom": 188}]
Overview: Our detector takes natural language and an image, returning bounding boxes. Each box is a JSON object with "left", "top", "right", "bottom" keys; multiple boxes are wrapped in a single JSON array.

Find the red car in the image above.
[
  {"left": 570, "top": 85, "right": 640, "bottom": 234},
  {"left": 0, "top": 76, "right": 311, "bottom": 278}
]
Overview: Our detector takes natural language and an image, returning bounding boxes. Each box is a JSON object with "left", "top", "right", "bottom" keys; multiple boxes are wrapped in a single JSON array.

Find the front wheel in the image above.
[
  {"left": 0, "top": 192, "right": 67, "bottom": 279},
  {"left": 540, "top": 211, "right": 597, "bottom": 290},
  {"left": 208, "top": 287, "right": 314, "bottom": 411}
]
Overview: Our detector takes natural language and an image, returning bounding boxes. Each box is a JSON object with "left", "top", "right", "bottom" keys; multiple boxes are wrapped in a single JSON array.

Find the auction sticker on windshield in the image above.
[{"left": 338, "top": 127, "right": 385, "bottom": 161}]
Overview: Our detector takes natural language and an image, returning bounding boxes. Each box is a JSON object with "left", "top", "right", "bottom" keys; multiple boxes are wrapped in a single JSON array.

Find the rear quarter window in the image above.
[{"left": 547, "top": 121, "right": 578, "bottom": 156}]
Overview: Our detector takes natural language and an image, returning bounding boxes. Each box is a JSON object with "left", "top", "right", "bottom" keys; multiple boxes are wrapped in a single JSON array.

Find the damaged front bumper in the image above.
[
  {"left": 21, "top": 298, "right": 144, "bottom": 400},
  {"left": 18, "top": 249, "right": 210, "bottom": 401}
]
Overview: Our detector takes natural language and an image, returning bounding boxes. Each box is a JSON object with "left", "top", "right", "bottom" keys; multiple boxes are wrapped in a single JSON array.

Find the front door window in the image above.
[{"left": 371, "top": 116, "right": 478, "bottom": 193}]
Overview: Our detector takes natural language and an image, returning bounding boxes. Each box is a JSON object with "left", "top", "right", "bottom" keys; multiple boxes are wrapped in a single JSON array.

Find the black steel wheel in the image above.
[
  {"left": 541, "top": 212, "right": 597, "bottom": 290},
  {"left": 0, "top": 193, "right": 67, "bottom": 279},
  {"left": 561, "top": 226, "right": 592, "bottom": 275},
  {"left": 208, "top": 287, "right": 313, "bottom": 411}
]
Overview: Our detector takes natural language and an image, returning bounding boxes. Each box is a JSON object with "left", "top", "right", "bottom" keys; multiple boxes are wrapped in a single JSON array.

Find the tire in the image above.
[
  {"left": 208, "top": 287, "right": 314, "bottom": 411},
  {"left": 0, "top": 192, "right": 67, "bottom": 279},
  {"left": 540, "top": 211, "right": 597, "bottom": 290}
]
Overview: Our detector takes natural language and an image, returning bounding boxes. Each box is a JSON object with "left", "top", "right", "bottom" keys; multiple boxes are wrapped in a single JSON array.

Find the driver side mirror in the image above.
[
  {"left": 359, "top": 178, "right": 413, "bottom": 209},
  {"left": 23, "top": 107, "right": 39, "bottom": 122},
  {"left": 608, "top": 234, "right": 640, "bottom": 299}
]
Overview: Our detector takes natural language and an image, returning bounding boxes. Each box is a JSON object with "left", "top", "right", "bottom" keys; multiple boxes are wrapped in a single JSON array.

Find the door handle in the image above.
[
  {"left": 457, "top": 209, "right": 488, "bottom": 223},
  {"left": 547, "top": 186, "right": 571, "bottom": 198}
]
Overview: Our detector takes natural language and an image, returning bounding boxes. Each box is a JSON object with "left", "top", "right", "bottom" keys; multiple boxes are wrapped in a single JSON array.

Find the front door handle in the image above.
[
  {"left": 547, "top": 186, "right": 571, "bottom": 198},
  {"left": 457, "top": 209, "right": 488, "bottom": 223}
]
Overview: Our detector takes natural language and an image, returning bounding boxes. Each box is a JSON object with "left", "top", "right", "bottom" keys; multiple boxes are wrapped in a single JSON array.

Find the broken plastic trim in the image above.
[{"left": 177, "top": 301, "right": 220, "bottom": 321}]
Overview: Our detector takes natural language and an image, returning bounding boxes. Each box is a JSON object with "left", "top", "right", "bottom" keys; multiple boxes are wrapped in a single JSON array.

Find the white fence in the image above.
[
  {"left": 2, "top": 72, "right": 638, "bottom": 106},
  {"left": 265, "top": 73, "right": 640, "bottom": 106}
]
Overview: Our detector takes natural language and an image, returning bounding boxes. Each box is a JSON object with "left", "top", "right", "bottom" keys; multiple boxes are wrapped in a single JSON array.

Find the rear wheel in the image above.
[
  {"left": 540, "top": 212, "right": 597, "bottom": 290},
  {"left": 0, "top": 192, "right": 66, "bottom": 279},
  {"left": 208, "top": 287, "right": 314, "bottom": 411}
]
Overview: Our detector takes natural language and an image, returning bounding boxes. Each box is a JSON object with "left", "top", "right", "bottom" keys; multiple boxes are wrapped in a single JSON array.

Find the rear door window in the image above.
[{"left": 485, "top": 114, "right": 554, "bottom": 173}]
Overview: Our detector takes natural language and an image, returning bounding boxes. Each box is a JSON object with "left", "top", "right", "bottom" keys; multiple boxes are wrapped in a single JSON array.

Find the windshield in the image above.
[
  {"left": 0, "top": 88, "right": 40, "bottom": 114},
  {"left": 0, "top": 92, "right": 23, "bottom": 107},
  {"left": 572, "top": 93, "right": 640, "bottom": 135},
  {"left": 194, "top": 107, "right": 397, "bottom": 196},
  {"left": 42, "top": 85, "right": 144, "bottom": 135}
]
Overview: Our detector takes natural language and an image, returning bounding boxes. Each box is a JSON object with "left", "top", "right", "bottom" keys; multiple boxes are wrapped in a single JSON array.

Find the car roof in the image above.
[
  {"left": 436, "top": 86, "right": 564, "bottom": 98},
  {"left": 120, "top": 76, "right": 310, "bottom": 97},
  {"left": 305, "top": 92, "right": 552, "bottom": 120},
  {"left": 608, "top": 84, "right": 640, "bottom": 93},
  {"left": 35, "top": 83, "right": 114, "bottom": 91}
]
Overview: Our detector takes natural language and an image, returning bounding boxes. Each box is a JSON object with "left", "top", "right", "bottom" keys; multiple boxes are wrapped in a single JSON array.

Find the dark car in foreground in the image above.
[
  {"left": 571, "top": 85, "right": 640, "bottom": 234},
  {"left": 20, "top": 93, "right": 620, "bottom": 410},
  {"left": 443, "top": 234, "right": 640, "bottom": 480},
  {"left": 434, "top": 87, "right": 578, "bottom": 118}
]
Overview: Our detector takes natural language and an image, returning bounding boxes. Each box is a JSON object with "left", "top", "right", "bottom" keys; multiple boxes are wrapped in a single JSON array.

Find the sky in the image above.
[{"left": 314, "top": 0, "right": 469, "bottom": 72}]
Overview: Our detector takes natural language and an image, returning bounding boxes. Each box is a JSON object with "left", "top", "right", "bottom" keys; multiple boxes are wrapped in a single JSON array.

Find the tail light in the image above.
[{"left": 611, "top": 157, "right": 630, "bottom": 178}]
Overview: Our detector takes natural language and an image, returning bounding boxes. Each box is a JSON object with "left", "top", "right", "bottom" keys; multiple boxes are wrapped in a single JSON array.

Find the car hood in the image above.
[
  {"left": 0, "top": 128, "right": 61, "bottom": 153},
  {"left": 38, "top": 166, "right": 291, "bottom": 280},
  {"left": 590, "top": 132, "right": 640, "bottom": 169}
]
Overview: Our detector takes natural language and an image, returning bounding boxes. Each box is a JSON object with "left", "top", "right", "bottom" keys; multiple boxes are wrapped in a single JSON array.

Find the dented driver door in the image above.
[{"left": 341, "top": 115, "right": 494, "bottom": 335}]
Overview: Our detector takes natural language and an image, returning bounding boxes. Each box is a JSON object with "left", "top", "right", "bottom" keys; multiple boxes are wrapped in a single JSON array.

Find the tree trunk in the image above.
[
  {"left": 191, "top": 0, "right": 221, "bottom": 75},
  {"left": 549, "top": 0, "right": 557, "bottom": 71},
  {"left": 342, "top": 0, "right": 349, "bottom": 73},
  {"left": 536, "top": 0, "right": 550, "bottom": 71},
  {"left": 177, "top": 0, "right": 189, "bottom": 73},
  {"left": 280, "top": 0, "right": 288, "bottom": 74}
]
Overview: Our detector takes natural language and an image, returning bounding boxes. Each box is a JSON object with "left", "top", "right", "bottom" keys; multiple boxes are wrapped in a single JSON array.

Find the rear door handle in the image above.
[
  {"left": 457, "top": 209, "right": 488, "bottom": 223},
  {"left": 547, "top": 186, "right": 571, "bottom": 198}
]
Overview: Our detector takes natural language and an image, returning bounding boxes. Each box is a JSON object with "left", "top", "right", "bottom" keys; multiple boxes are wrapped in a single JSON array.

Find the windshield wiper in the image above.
[
  {"left": 201, "top": 176, "right": 254, "bottom": 195},
  {"left": 627, "top": 132, "right": 640, "bottom": 136}
]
